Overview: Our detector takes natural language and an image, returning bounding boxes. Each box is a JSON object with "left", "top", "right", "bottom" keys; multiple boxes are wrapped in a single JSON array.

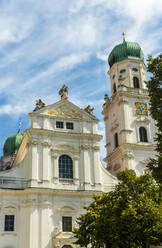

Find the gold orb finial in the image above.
[
  {"left": 122, "top": 31, "right": 125, "bottom": 41},
  {"left": 18, "top": 118, "right": 21, "bottom": 132}
]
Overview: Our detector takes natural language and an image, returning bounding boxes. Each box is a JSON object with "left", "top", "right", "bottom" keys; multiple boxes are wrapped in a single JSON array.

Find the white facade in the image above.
[
  {"left": 0, "top": 39, "right": 158, "bottom": 248},
  {"left": 0, "top": 98, "right": 117, "bottom": 248},
  {"left": 102, "top": 58, "right": 157, "bottom": 176}
]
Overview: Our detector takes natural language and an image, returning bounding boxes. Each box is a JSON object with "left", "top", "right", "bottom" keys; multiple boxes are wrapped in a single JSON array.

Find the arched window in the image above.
[
  {"left": 139, "top": 127, "right": 148, "bottom": 142},
  {"left": 114, "top": 133, "right": 119, "bottom": 148},
  {"left": 59, "top": 155, "right": 73, "bottom": 179},
  {"left": 62, "top": 246, "right": 72, "bottom": 248},
  {"left": 113, "top": 83, "right": 116, "bottom": 94},
  {"left": 133, "top": 77, "right": 140, "bottom": 88}
]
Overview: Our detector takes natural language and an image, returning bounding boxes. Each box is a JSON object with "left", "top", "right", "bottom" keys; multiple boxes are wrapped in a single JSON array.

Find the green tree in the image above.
[
  {"left": 147, "top": 54, "right": 162, "bottom": 184},
  {"left": 74, "top": 170, "right": 162, "bottom": 248}
]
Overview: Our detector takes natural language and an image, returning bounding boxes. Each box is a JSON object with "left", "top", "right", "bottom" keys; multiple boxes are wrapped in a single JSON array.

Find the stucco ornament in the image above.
[
  {"left": 33, "top": 99, "right": 45, "bottom": 111},
  {"left": 59, "top": 84, "right": 68, "bottom": 100},
  {"left": 84, "top": 105, "right": 94, "bottom": 115}
]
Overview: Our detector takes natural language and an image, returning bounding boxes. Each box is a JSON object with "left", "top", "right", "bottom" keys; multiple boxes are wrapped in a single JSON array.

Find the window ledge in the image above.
[
  {"left": 1, "top": 231, "right": 17, "bottom": 236},
  {"left": 59, "top": 178, "right": 74, "bottom": 184},
  {"left": 138, "top": 142, "right": 149, "bottom": 145}
]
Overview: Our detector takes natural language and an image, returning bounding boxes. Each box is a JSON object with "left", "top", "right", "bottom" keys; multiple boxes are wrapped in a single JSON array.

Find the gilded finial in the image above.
[
  {"left": 18, "top": 118, "right": 21, "bottom": 132},
  {"left": 122, "top": 31, "right": 125, "bottom": 41}
]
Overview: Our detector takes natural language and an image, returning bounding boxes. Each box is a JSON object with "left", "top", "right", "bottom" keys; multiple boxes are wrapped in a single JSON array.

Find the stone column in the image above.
[
  {"left": 80, "top": 148, "right": 85, "bottom": 189},
  {"left": 81, "top": 145, "right": 90, "bottom": 185},
  {"left": 51, "top": 150, "right": 59, "bottom": 183},
  {"left": 38, "top": 143, "right": 43, "bottom": 182},
  {"left": 40, "top": 200, "right": 52, "bottom": 248},
  {"left": 93, "top": 146, "right": 101, "bottom": 185},
  {"left": 31, "top": 140, "right": 38, "bottom": 181},
  {"left": 42, "top": 141, "right": 51, "bottom": 182},
  {"left": 73, "top": 156, "right": 79, "bottom": 185},
  {"left": 89, "top": 148, "right": 95, "bottom": 185},
  {"left": 28, "top": 200, "right": 40, "bottom": 248},
  {"left": 119, "top": 97, "right": 129, "bottom": 143}
]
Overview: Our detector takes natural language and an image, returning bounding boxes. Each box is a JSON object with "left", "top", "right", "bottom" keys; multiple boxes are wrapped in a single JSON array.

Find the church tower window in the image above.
[
  {"left": 133, "top": 77, "right": 140, "bottom": 88},
  {"left": 59, "top": 155, "right": 73, "bottom": 179},
  {"left": 114, "top": 133, "right": 119, "bottom": 148},
  {"left": 4, "top": 215, "right": 15, "bottom": 231},
  {"left": 132, "top": 68, "right": 138, "bottom": 72},
  {"left": 139, "top": 127, "right": 148, "bottom": 142},
  {"left": 120, "top": 69, "right": 126, "bottom": 73},
  {"left": 62, "top": 216, "right": 72, "bottom": 232},
  {"left": 113, "top": 83, "right": 117, "bottom": 94}
]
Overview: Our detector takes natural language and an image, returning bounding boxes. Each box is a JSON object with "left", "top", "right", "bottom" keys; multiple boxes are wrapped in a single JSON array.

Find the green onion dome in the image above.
[
  {"left": 108, "top": 39, "right": 144, "bottom": 68},
  {"left": 3, "top": 129, "right": 23, "bottom": 156}
]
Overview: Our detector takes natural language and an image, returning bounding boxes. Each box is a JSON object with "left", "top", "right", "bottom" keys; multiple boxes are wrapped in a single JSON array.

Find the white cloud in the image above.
[
  {"left": 0, "top": 0, "right": 162, "bottom": 155},
  {"left": 15, "top": 52, "right": 90, "bottom": 94},
  {"left": 96, "top": 52, "right": 107, "bottom": 62}
]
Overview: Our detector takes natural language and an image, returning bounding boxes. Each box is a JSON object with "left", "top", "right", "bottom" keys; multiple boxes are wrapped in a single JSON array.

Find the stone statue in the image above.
[
  {"left": 59, "top": 84, "right": 68, "bottom": 100},
  {"left": 84, "top": 105, "right": 94, "bottom": 115},
  {"left": 104, "top": 94, "right": 110, "bottom": 103},
  {"left": 33, "top": 99, "right": 45, "bottom": 111}
]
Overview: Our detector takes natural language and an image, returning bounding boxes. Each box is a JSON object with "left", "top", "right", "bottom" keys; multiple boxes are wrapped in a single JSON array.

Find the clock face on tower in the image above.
[{"left": 135, "top": 102, "right": 147, "bottom": 115}]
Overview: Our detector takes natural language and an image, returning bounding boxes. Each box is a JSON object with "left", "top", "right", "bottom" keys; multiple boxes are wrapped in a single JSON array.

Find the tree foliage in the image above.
[
  {"left": 147, "top": 54, "right": 162, "bottom": 184},
  {"left": 73, "top": 170, "right": 162, "bottom": 248}
]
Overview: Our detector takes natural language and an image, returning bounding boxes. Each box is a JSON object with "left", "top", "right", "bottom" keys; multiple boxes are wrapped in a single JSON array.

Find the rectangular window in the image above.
[
  {"left": 56, "top": 121, "right": 64, "bottom": 129},
  {"left": 62, "top": 216, "right": 72, "bottom": 232},
  {"left": 4, "top": 215, "right": 14, "bottom": 231},
  {"left": 66, "top": 122, "right": 74, "bottom": 130}
]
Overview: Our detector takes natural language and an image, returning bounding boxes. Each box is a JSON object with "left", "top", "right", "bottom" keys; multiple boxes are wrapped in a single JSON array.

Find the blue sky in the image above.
[{"left": 0, "top": 0, "right": 162, "bottom": 161}]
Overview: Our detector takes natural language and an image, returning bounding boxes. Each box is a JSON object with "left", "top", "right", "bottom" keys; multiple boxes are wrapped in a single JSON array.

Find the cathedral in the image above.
[{"left": 0, "top": 36, "right": 157, "bottom": 248}]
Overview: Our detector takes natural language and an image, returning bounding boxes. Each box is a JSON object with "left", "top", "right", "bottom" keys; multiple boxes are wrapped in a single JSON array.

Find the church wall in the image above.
[
  {"left": 0, "top": 191, "right": 103, "bottom": 248},
  {"left": 131, "top": 149, "right": 156, "bottom": 175}
]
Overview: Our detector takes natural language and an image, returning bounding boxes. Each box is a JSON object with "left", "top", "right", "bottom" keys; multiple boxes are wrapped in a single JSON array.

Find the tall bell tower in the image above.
[{"left": 102, "top": 33, "right": 157, "bottom": 176}]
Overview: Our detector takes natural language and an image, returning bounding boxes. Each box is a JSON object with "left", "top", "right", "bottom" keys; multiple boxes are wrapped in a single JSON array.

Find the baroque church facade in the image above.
[{"left": 0, "top": 37, "right": 156, "bottom": 248}]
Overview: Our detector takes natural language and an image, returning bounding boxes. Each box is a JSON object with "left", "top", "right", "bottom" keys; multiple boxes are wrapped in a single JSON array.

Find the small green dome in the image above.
[
  {"left": 108, "top": 40, "right": 144, "bottom": 68},
  {"left": 3, "top": 130, "right": 23, "bottom": 156}
]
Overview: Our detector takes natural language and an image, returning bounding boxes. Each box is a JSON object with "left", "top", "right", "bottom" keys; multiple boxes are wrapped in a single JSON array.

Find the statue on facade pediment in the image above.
[
  {"left": 59, "top": 84, "right": 68, "bottom": 100},
  {"left": 104, "top": 94, "right": 109, "bottom": 102},
  {"left": 33, "top": 99, "right": 45, "bottom": 111},
  {"left": 84, "top": 105, "right": 94, "bottom": 115}
]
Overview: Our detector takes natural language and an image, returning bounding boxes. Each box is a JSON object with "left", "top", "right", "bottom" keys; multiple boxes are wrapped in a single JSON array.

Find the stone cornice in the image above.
[
  {"left": 102, "top": 89, "right": 149, "bottom": 113},
  {"left": 28, "top": 128, "right": 103, "bottom": 141},
  {"left": 79, "top": 145, "right": 100, "bottom": 151},
  {"left": 0, "top": 188, "right": 102, "bottom": 197},
  {"left": 105, "top": 143, "right": 156, "bottom": 162},
  {"left": 28, "top": 113, "right": 99, "bottom": 123},
  {"left": 119, "top": 91, "right": 149, "bottom": 99},
  {"left": 119, "top": 129, "right": 133, "bottom": 134}
]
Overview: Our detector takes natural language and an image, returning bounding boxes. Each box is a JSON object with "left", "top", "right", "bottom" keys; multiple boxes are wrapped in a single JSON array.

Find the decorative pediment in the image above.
[
  {"left": 134, "top": 116, "right": 150, "bottom": 124},
  {"left": 30, "top": 99, "right": 98, "bottom": 121},
  {"left": 47, "top": 104, "right": 83, "bottom": 119},
  {"left": 56, "top": 205, "right": 76, "bottom": 213}
]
